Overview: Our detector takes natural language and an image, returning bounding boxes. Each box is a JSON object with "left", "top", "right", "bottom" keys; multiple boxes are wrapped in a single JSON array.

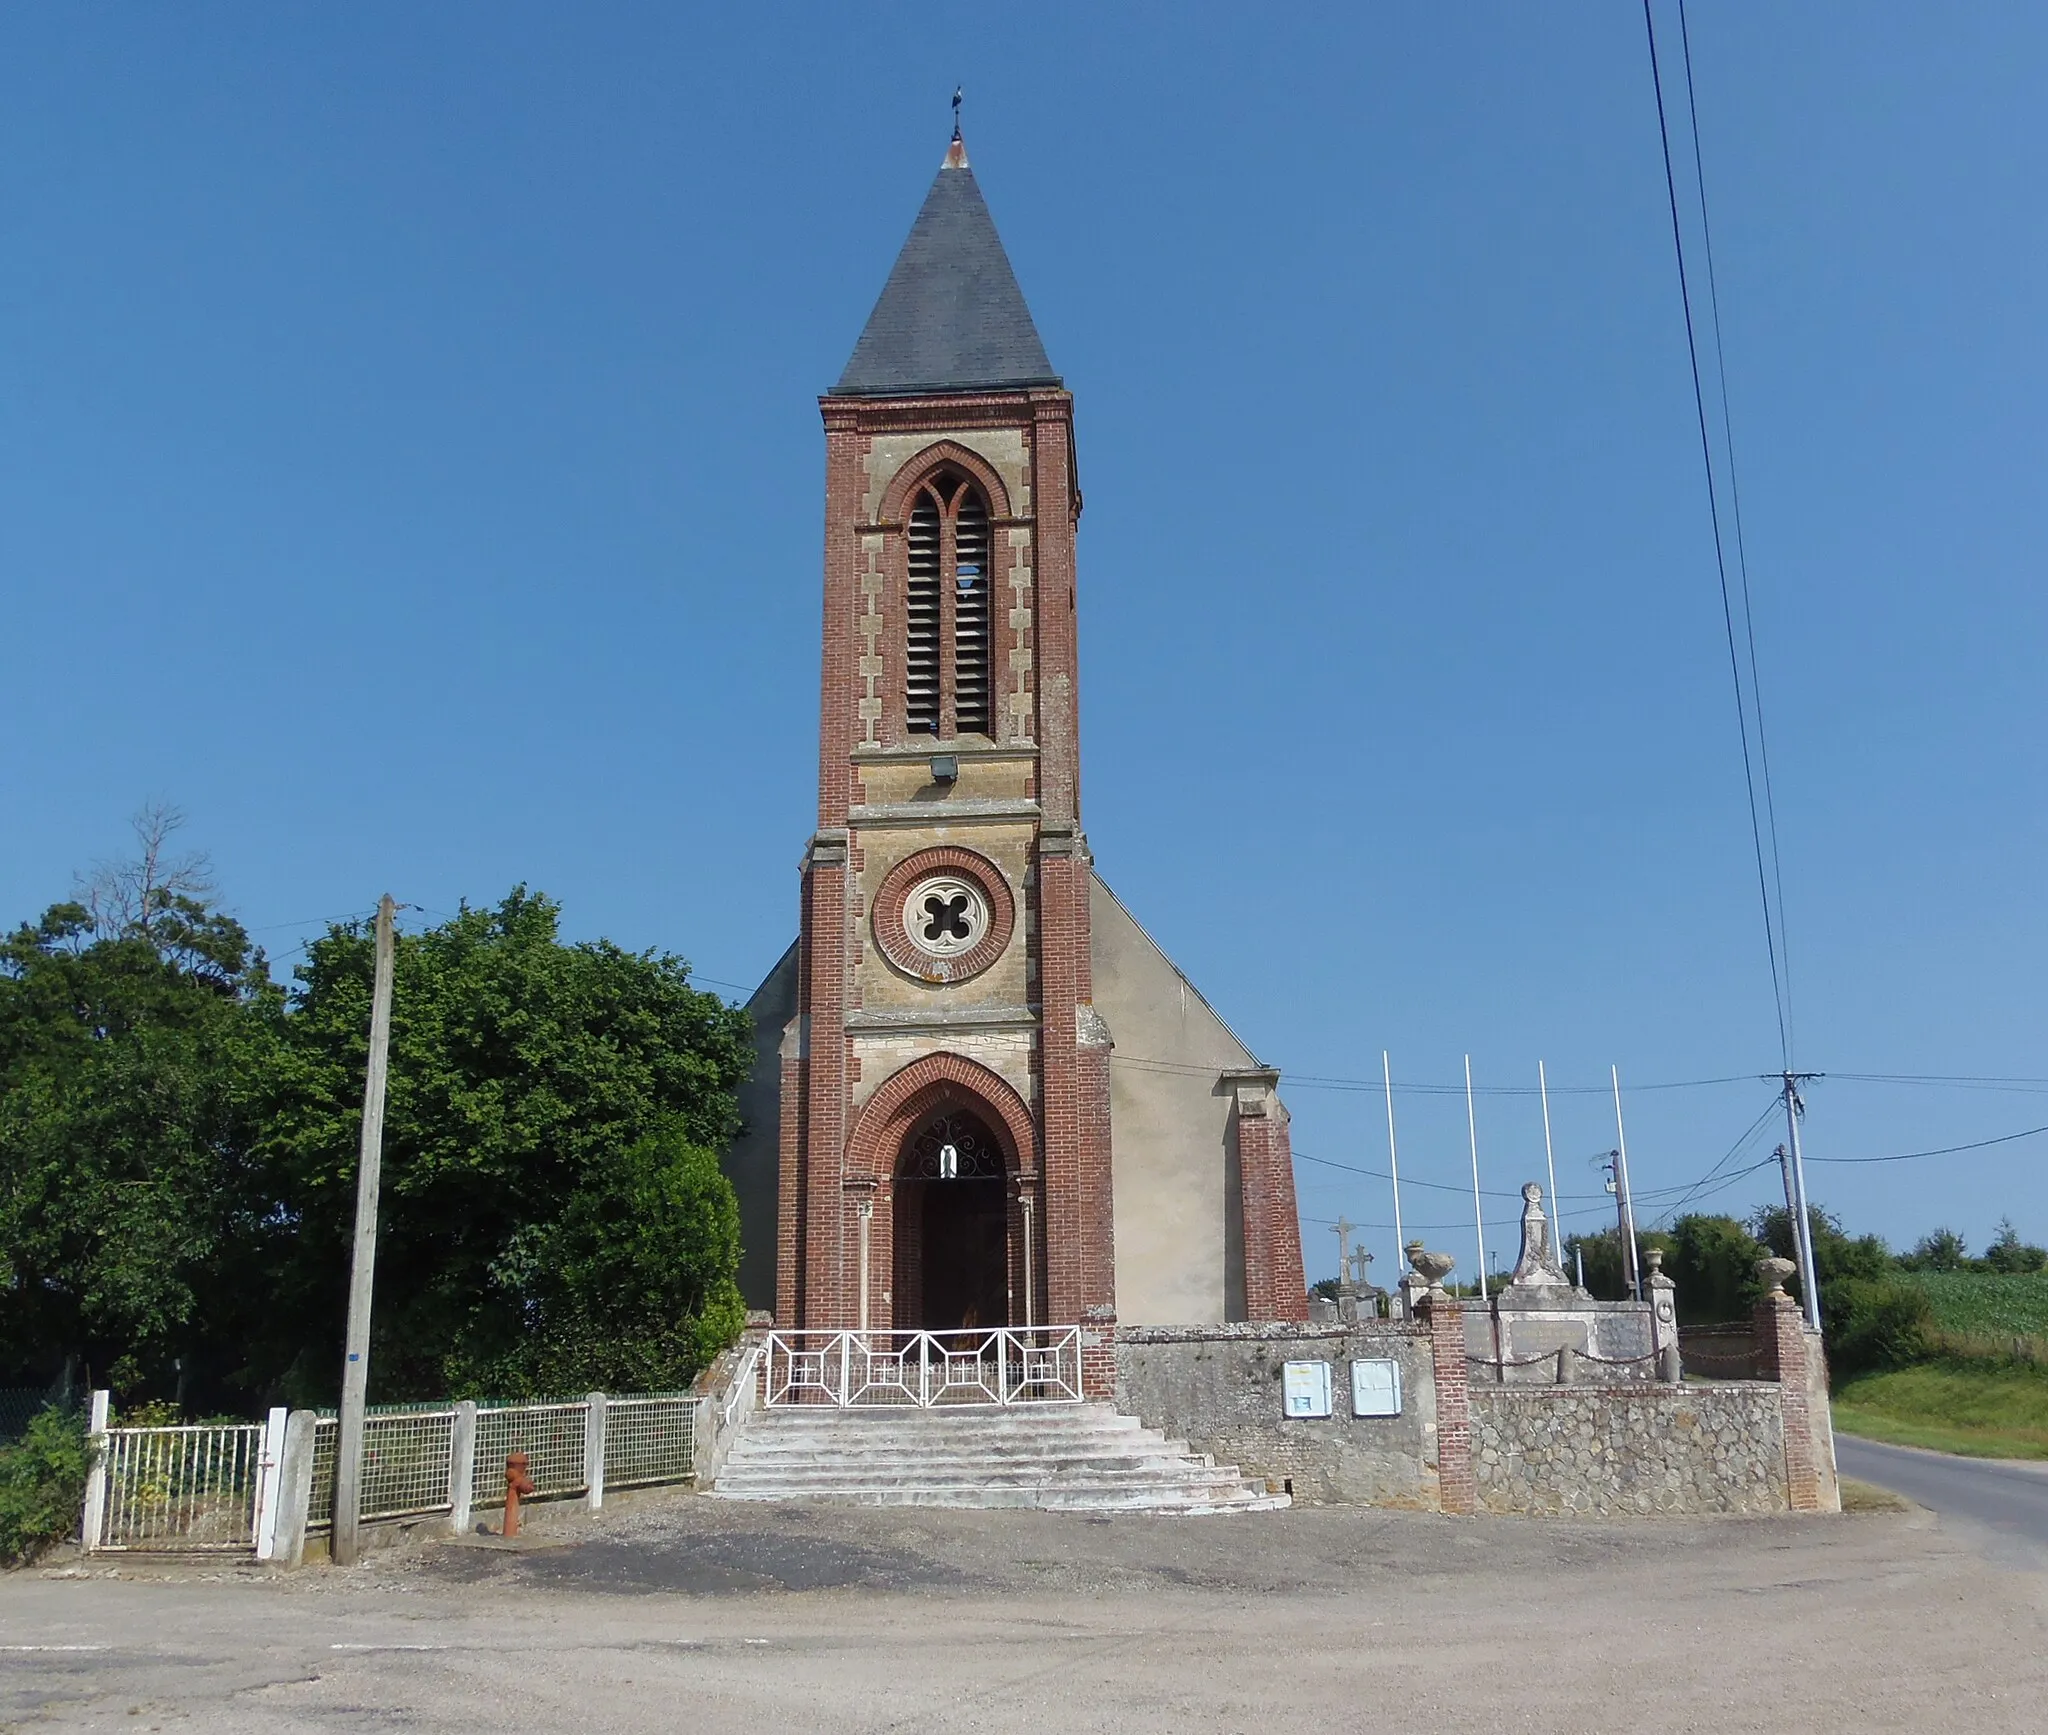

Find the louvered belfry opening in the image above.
[
  {"left": 952, "top": 491, "right": 991, "bottom": 735},
  {"left": 906, "top": 494, "right": 943, "bottom": 734},
  {"left": 903, "top": 469, "right": 994, "bottom": 739}
]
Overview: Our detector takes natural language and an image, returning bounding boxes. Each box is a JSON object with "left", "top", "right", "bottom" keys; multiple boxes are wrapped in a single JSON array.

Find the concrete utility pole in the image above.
[
  {"left": 1781, "top": 1073, "right": 1823, "bottom": 1333},
  {"left": 1611, "top": 1067, "right": 1642, "bottom": 1302},
  {"left": 333, "top": 894, "right": 397, "bottom": 1567}
]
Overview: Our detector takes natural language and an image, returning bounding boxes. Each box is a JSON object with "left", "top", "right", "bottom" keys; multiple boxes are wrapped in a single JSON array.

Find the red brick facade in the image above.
[{"left": 769, "top": 184, "right": 1307, "bottom": 1363}]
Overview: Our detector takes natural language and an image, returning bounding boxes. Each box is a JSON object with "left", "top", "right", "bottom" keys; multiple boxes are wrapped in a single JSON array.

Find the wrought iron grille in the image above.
[{"left": 900, "top": 1111, "right": 1005, "bottom": 1180}]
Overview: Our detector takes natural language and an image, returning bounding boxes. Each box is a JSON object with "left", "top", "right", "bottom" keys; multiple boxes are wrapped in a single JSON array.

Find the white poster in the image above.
[
  {"left": 1351, "top": 1358, "right": 1403, "bottom": 1417},
  {"left": 1281, "top": 1359, "right": 1332, "bottom": 1419}
]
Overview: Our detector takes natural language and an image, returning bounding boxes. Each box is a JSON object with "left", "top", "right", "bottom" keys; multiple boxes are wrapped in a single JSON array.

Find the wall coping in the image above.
[
  {"left": 1117, "top": 1321, "right": 1426, "bottom": 1346},
  {"left": 1470, "top": 1381, "right": 1784, "bottom": 1398}
]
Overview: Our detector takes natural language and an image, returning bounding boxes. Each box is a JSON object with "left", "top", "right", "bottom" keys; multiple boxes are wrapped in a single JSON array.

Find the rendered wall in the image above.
[
  {"left": 1115, "top": 1324, "right": 1439, "bottom": 1507},
  {"left": 1090, "top": 874, "right": 1260, "bottom": 1324},
  {"left": 726, "top": 941, "right": 799, "bottom": 1313}
]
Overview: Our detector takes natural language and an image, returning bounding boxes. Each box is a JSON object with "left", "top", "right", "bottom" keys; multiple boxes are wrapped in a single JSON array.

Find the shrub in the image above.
[
  {"left": 0, "top": 1406, "right": 92, "bottom": 1567},
  {"left": 1826, "top": 1278, "right": 1935, "bottom": 1378}
]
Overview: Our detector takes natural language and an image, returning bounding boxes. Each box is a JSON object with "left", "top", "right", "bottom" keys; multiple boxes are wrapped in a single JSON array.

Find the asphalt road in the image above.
[
  {"left": 1838, "top": 1433, "right": 2048, "bottom": 1567},
  {"left": 5, "top": 1495, "right": 2046, "bottom": 1732}
]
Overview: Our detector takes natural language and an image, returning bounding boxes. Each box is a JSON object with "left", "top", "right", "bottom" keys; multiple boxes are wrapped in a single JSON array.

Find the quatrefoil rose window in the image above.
[
  {"left": 872, "top": 848, "right": 1013, "bottom": 985},
  {"left": 905, "top": 876, "right": 988, "bottom": 958}
]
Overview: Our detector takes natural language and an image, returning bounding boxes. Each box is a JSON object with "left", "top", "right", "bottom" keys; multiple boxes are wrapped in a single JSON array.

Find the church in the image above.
[{"left": 724, "top": 127, "right": 1309, "bottom": 1386}]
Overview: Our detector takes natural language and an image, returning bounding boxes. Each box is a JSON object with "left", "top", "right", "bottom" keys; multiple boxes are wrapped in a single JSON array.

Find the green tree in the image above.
[
  {"left": 1750, "top": 1203, "right": 1933, "bottom": 1376},
  {"left": 256, "top": 890, "right": 754, "bottom": 1402},
  {"left": 1666, "top": 1214, "right": 1767, "bottom": 1324},
  {"left": 1903, "top": 1227, "right": 1971, "bottom": 1272},
  {"left": 1562, "top": 1226, "right": 1674, "bottom": 1302},
  {"left": 1982, "top": 1218, "right": 2048, "bottom": 1275},
  {"left": 0, "top": 808, "right": 277, "bottom": 1401},
  {"left": 488, "top": 1129, "right": 747, "bottom": 1394}
]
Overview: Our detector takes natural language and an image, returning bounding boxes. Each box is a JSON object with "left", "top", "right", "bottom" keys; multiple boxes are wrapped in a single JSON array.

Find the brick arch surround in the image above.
[
  {"left": 876, "top": 439, "right": 1015, "bottom": 526},
  {"left": 843, "top": 1053, "right": 1042, "bottom": 1333},
  {"left": 846, "top": 1052, "right": 1037, "bottom": 1183}
]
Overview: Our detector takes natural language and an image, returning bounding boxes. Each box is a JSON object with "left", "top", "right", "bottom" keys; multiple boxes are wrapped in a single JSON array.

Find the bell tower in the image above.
[
  {"left": 777, "top": 129, "right": 1117, "bottom": 1364},
  {"left": 724, "top": 126, "right": 1308, "bottom": 1362}
]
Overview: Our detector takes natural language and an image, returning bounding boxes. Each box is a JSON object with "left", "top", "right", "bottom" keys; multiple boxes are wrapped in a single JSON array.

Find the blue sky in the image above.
[{"left": 4, "top": 3, "right": 2043, "bottom": 1278}]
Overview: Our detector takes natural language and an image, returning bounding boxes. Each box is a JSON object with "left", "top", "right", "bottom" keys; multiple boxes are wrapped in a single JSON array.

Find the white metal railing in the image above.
[
  {"left": 763, "top": 1327, "right": 1083, "bottom": 1408},
  {"left": 92, "top": 1417, "right": 284, "bottom": 1552}
]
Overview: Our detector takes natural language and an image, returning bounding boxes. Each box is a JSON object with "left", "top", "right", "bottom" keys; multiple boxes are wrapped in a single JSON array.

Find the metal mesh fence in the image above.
[
  {"left": 247, "top": 1394, "right": 700, "bottom": 1538},
  {"left": 360, "top": 1409, "right": 456, "bottom": 1522},
  {"left": 308, "top": 1416, "right": 339, "bottom": 1529},
  {"left": 99, "top": 1424, "right": 263, "bottom": 1551},
  {"left": 0, "top": 1389, "right": 49, "bottom": 1444},
  {"left": 472, "top": 1402, "right": 588, "bottom": 1505},
  {"left": 602, "top": 1395, "right": 695, "bottom": 1488}
]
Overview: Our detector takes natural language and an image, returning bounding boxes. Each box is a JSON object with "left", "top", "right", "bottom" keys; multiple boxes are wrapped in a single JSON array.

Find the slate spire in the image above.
[{"left": 831, "top": 134, "right": 1059, "bottom": 397}]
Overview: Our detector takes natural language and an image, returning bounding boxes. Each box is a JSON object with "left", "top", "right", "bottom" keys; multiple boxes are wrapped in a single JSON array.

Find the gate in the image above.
[
  {"left": 763, "top": 1327, "right": 1083, "bottom": 1407},
  {"left": 87, "top": 1413, "right": 286, "bottom": 1553}
]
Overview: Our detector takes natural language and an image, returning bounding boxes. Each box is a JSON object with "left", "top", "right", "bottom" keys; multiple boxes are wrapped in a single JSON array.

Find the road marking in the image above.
[
  {"left": 0, "top": 1645, "right": 112, "bottom": 1652},
  {"left": 330, "top": 1643, "right": 451, "bottom": 1652}
]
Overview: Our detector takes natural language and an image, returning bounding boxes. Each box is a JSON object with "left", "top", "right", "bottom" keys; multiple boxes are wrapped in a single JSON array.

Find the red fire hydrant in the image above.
[{"left": 503, "top": 1450, "right": 536, "bottom": 1538}]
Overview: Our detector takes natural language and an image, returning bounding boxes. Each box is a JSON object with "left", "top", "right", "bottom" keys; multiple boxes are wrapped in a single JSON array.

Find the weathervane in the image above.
[{"left": 952, "top": 85, "right": 963, "bottom": 142}]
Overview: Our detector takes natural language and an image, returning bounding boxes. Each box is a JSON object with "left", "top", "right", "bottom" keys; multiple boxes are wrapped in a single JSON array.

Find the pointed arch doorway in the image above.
[{"left": 894, "top": 1108, "right": 1010, "bottom": 1331}]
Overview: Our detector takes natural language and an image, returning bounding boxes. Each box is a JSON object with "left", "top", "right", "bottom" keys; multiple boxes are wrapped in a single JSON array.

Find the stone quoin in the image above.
[{"left": 722, "top": 129, "right": 1310, "bottom": 1370}]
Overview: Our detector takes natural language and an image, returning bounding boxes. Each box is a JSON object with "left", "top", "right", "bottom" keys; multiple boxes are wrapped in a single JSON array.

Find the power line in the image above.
[
  {"left": 1675, "top": 0, "right": 1794, "bottom": 1066},
  {"left": 1642, "top": 0, "right": 1792, "bottom": 1070},
  {"left": 1805, "top": 1124, "right": 2048, "bottom": 1166}
]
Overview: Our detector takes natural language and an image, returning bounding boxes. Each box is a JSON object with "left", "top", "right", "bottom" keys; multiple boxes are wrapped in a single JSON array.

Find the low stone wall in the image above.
[
  {"left": 1468, "top": 1383, "right": 1790, "bottom": 1516},
  {"left": 1115, "top": 1323, "right": 1438, "bottom": 1507}
]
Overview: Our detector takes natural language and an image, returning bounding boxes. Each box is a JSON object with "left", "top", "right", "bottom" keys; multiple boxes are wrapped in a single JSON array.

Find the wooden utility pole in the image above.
[{"left": 333, "top": 894, "right": 396, "bottom": 1567}]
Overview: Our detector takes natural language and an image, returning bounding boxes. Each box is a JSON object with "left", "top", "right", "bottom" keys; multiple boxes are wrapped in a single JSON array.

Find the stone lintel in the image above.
[
  {"left": 845, "top": 1007, "right": 1039, "bottom": 1034},
  {"left": 849, "top": 798, "right": 1042, "bottom": 826}
]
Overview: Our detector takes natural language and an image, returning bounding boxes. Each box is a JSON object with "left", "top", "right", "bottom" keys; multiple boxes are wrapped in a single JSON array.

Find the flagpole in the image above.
[
  {"left": 1382, "top": 1050, "right": 1406, "bottom": 1272},
  {"left": 1539, "top": 1060, "right": 1562, "bottom": 1268},
  {"left": 1466, "top": 1054, "right": 1488, "bottom": 1301}
]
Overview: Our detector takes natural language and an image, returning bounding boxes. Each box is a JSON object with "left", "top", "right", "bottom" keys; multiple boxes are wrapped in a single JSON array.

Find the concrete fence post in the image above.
[
  {"left": 448, "top": 1401, "right": 477, "bottom": 1536},
  {"left": 273, "top": 1411, "right": 321, "bottom": 1568},
  {"left": 79, "top": 1390, "right": 111, "bottom": 1552},
  {"left": 253, "top": 1406, "right": 290, "bottom": 1561},
  {"left": 583, "top": 1392, "right": 607, "bottom": 1511}
]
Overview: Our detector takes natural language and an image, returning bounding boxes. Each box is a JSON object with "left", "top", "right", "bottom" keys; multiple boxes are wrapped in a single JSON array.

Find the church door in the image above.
[{"left": 894, "top": 1109, "right": 1009, "bottom": 1331}]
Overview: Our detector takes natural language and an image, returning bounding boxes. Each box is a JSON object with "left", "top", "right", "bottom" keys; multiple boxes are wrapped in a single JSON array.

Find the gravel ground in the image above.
[{"left": 3, "top": 1491, "right": 2044, "bottom": 1732}]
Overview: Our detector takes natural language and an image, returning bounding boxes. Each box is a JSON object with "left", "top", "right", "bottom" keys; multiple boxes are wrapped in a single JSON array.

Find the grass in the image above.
[
  {"left": 1838, "top": 1478, "right": 1911, "bottom": 1513},
  {"left": 1833, "top": 1358, "right": 2048, "bottom": 1461}
]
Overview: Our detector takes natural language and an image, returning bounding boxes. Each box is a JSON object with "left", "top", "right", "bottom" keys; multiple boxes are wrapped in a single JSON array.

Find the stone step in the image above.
[
  {"left": 713, "top": 1482, "right": 1290, "bottom": 1513},
  {"left": 710, "top": 1400, "right": 1284, "bottom": 1515},
  {"left": 715, "top": 1461, "right": 1254, "bottom": 1491}
]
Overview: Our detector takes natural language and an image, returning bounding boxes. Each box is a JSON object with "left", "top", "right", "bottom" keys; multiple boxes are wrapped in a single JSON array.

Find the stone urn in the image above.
[
  {"left": 1408, "top": 1247, "right": 1457, "bottom": 1292},
  {"left": 1755, "top": 1255, "right": 1798, "bottom": 1296}
]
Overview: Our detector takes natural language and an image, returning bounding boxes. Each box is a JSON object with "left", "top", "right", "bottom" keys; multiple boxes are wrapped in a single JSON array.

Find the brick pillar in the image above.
[
  {"left": 797, "top": 836, "right": 850, "bottom": 1329},
  {"left": 1038, "top": 831, "right": 1115, "bottom": 1336},
  {"left": 773, "top": 1021, "right": 803, "bottom": 1328},
  {"left": 1422, "top": 1290, "right": 1477, "bottom": 1515},
  {"left": 1755, "top": 1288, "right": 1823, "bottom": 1513},
  {"left": 1226, "top": 1071, "right": 1309, "bottom": 1323}
]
